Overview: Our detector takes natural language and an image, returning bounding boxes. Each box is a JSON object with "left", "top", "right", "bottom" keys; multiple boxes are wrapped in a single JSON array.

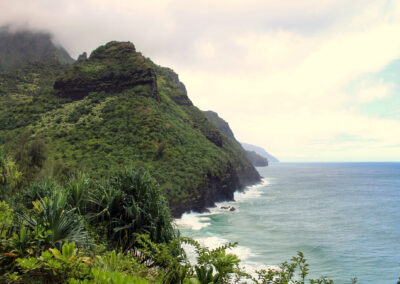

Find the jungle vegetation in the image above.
[
  {"left": 0, "top": 40, "right": 259, "bottom": 216},
  {"left": 0, "top": 31, "right": 365, "bottom": 283},
  {"left": 0, "top": 148, "right": 358, "bottom": 283}
]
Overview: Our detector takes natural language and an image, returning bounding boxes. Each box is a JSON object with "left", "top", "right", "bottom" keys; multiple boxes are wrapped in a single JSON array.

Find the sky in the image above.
[{"left": 1, "top": 0, "right": 400, "bottom": 162}]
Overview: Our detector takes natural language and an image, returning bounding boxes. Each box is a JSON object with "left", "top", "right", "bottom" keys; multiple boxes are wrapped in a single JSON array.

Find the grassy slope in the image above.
[{"left": 0, "top": 41, "right": 259, "bottom": 216}]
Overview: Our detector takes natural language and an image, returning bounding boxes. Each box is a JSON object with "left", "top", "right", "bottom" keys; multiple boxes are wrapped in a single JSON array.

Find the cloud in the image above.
[
  {"left": 356, "top": 81, "right": 393, "bottom": 103},
  {"left": 1, "top": 0, "right": 400, "bottom": 161}
]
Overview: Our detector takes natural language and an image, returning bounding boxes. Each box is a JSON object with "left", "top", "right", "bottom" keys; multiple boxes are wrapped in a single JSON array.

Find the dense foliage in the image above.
[
  {"left": 0, "top": 36, "right": 385, "bottom": 283},
  {"left": 0, "top": 149, "right": 365, "bottom": 283},
  {"left": 202, "top": 111, "right": 268, "bottom": 167},
  {"left": 0, "top": 41, "right": 259, "bottom": 216}
]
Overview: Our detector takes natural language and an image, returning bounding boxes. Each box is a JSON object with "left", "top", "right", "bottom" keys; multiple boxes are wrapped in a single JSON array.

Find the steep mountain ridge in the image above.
[
  {"left": 0, "top": 27, "right": 74, "bottom": 72},
  {"left": 0, "top": 40, "right": 260, "bottom": 216},
  {"left": 203, "top": 110, "right": 268, "bottom": 167},
  {"left": 203, "top": 111, "right": 237, "bottom": 141}
]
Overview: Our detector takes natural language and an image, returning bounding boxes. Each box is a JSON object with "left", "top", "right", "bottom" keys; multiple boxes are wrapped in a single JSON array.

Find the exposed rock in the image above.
[
  {"left": 54, "top": 41, "right": 158, "bottom": 100},
  {"left": 229, "top": 206, "right": 236, "bottom": 211},
  {"left": 165, "top": 68, "right": 192, "bottom": 106},
  {"left": 77, "top": 52, "right": 87, "bottom": 62},
  {"left": 0, "top": 39, "right": 261, "bottom": 218}
]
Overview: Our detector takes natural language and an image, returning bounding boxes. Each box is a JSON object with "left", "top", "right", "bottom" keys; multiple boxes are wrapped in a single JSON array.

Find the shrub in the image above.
[
  {"left": 89, "top": 169, "right": 177, "bottom": 251},
  {"left": 13, "top": 242, "right": 90, "bottom": 283},
  {"left": 182, "top": 238, "right": 245, "bottom": 284},
  {"left": 13, "top": 135, "right": 48, "bottom": 185},
  {"left": 19, "top": 188, "right": 90, "bottom": 250},
  {"left": 69, "top": 269, "right": 151, "bottom": 284},
  {"left": 65, "top": 172, "right": 91, "bottom": 214},
  {"left": 0, "top": 147, "right": 22, "bottom": 199},
  {"left": 132, "top": 234, "right": 190, "bottom": 284}
]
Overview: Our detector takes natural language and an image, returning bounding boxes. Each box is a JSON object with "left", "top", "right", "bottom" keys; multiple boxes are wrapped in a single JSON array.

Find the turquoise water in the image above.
[{"left": 176, "top": 163, "right": 400, "bottom": 283}]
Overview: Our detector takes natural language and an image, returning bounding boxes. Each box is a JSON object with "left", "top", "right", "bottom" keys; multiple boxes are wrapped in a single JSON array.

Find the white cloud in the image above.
[{"left": 356, "top": 81, "right": 393, "bottom": 103}]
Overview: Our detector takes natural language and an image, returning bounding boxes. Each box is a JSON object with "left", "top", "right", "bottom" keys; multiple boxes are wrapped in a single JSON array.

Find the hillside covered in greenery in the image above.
[
  {"left": 0, "top": 36, "right": 260, "bottom": 216},
  {"left": 0, "top": 150, "right": 347, "bottom": 283},
  {"left": 0, "top": 28, "right": 366, "bottom": 284}
]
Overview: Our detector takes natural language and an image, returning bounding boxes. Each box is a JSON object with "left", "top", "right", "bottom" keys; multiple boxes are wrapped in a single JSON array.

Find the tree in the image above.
[
  {"left": 13, "top": 133, "right": 48, "bottom": 184},
  {"left": 0, "top": 147, "right": 22, "bottom": 198}
]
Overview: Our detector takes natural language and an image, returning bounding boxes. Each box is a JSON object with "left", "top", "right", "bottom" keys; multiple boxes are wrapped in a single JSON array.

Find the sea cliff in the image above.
[{"left": 0, "top": 36, "right": 260, "bottom": 217}]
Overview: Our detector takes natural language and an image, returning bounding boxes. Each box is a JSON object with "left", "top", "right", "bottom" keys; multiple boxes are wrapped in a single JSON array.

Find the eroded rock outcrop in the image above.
[{"left": 54, "top": 41, "right": 158, "bottom": 100}]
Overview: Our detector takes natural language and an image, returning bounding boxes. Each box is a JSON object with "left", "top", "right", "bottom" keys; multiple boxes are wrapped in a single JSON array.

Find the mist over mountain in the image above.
[{"left": 0, "top": 26, "right": 74, "bottom": 72}]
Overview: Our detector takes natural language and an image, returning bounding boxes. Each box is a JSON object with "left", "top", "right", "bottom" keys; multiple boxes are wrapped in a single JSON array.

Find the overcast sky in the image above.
[{"left": 2, "top": 0, "right": 400, "bottom": 161}]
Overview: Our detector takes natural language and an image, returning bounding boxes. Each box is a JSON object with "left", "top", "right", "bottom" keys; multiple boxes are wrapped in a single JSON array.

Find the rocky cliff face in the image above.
[
  {"left": 54, "top": 42, "right": 158, "bottom": 100},
  {"left": 202, "top": 110, "right": 268, "bottom": 167},
  {"left": 0, "top": 39, "right": 260, "bottom": 217}
]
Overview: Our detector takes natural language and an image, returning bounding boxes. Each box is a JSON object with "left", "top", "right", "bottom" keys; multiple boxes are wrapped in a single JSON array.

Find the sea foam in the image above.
[
  {"left": 175, "top": 178, "right": 271, "bottom": 277},
  {"left": 181, "top": 235, "right": 257, "bottom": 266},
  {"left": 175, "top": 212, "right": 212, "bottom": 231}
]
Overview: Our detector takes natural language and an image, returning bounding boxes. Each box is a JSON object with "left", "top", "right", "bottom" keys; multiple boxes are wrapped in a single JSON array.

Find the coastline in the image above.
[
  {"left": 175, "top": 177, "right": 269, "bottom": 229},
  {"left": 175, "top": 177, "right": 271, "bottom": 275},
  {"left": 171, "top": 167, "right": 262, "bottom": 218}
]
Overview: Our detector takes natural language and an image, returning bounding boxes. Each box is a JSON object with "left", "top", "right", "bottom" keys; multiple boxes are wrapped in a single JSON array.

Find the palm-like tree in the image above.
[
  {"left": 89, "top": 169, "right": 177, "bottom": 251},
  {"left": 20, "top": 189, "right": 90, "bottom": 250}
]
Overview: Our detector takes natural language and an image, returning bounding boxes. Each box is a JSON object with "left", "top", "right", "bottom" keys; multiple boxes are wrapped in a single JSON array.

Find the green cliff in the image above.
[
  {"left": 203, "top": 110, "right": 268, "bottom": 167},
  {"left": 0, "top": 39, "right": 260, "bottom": 216},
  {"left": 203, "top": 110, "right": 237, "bottom": 141},
  {"left": 244, "top": 150, "right": 268, "bottom": 167}
]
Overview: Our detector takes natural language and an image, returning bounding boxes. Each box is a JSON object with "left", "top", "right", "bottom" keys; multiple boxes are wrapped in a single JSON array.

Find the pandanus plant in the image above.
[
  {"left": 19, "top": 188, "right": 90, "bottom": 250},
  {"left": 88, "top": 168, "right": 177, "bottom": 251}
]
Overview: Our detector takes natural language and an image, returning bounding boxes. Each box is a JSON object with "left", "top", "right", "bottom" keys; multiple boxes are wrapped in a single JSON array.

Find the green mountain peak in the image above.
[
  {"left": 54, "top": 41, "right": 156, "bottom": 100},
  {"left": 0, "top": 39, "right": 260, "bottom": 216},
  {"left": 0, "top": 26, "right": 74, "bottom": 72}
]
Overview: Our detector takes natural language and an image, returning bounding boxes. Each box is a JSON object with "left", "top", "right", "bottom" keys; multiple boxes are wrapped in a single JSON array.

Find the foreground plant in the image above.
[
  {"left": 89, "top": 169, "right": 177, "bottom": 251},
  {"left": 0, "top": 147, "right": 22, "bottom": 199},
  {"left": 0, "top": 164, "right": 371, "bottom": 283},
  {"left": 182, "top": 237, "right": 246, "bottom": 284},
  {"left": 20, "top": 189, "right": 90, "bottom": 250},
  {"left": 10, "top": 242, "right": 89, "bottom": 283},
  {"left": 252, "top": 251, "right": 357, "bottom": 284}
]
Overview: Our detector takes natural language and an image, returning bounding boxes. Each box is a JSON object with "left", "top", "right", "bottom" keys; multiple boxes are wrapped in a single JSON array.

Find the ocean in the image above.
[{"left": 176, "top": 163, "right": 400, "bottom": 283}]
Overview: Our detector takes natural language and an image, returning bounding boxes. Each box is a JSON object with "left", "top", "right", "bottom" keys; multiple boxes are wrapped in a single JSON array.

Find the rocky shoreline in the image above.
[{"left": 172, "top": 168, "right": 261, "bottom": 218}]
